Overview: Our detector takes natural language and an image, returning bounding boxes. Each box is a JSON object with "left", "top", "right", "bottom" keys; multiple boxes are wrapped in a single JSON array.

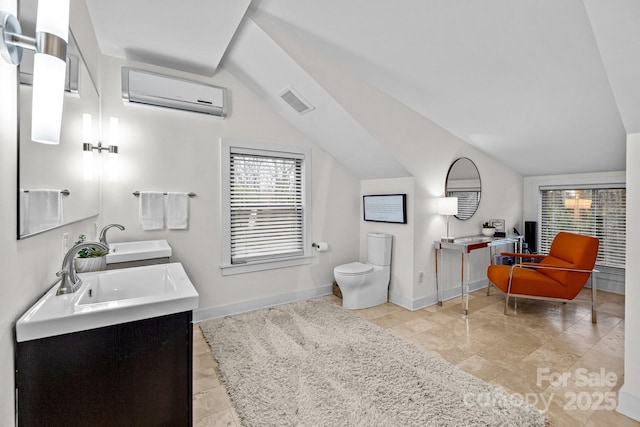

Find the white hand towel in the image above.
[
  {"left": 25, "top": 189, "right": 63, "bottom": 234},
  {"left": 166, "top": 192, "right": 189, "bottom": 230},
  {"left": 139, "top": 191, "right": 164, "bottom": 230}
]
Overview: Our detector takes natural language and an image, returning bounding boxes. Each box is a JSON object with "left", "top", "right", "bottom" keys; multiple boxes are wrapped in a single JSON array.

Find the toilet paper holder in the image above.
[{"left": 312, "top": 242, "right": 329, "bottom": 252}]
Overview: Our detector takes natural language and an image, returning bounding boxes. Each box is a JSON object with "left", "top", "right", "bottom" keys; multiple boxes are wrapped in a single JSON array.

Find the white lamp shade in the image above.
[
  {"left": 109, "top": 117, "right": 119, "bottom": 145},
  {"left": 438, "top": 197, "right": 458, "bottom": 216},
  {"left": 31, "top": 53, "right": 66, "bottom": 144},
  {"left": 82, "top": 113, "right": 92, "bottom": 143},
  {"left": 31, "top": 0, "right": 70, "bottom": 144},
  {"left": 36, "top": 0, "right": 70, "bottom": 41},
  {"left": 108, "top": 151, "right": 119, "bottom": 181},
  {"left": 83, "top": 149, "right": 94, "bottom": 181}
]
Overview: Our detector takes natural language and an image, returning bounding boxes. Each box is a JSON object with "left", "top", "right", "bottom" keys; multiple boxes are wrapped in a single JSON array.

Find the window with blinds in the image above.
[
  {"left": 539, "top": 187, "right": 626, "bottom": 269},
  {"left": 229, "top": 150, "right": 304, "bottom": 264}
]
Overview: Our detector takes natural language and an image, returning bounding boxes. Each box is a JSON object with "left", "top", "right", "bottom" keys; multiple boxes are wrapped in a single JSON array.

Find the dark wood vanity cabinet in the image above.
[{"left": 15, "top": 311, "right": 193, "bottom": 427}]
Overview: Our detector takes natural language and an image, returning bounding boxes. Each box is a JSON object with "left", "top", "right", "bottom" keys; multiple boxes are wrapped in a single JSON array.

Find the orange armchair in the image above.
[{"left": 487, "top": 232, "right": 599, "bottom": 322}]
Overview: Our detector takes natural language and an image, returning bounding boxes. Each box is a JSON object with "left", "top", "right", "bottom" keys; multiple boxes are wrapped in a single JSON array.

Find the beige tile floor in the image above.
[{"left": 192, "top": 288, "right": 638, "bottom": 426}]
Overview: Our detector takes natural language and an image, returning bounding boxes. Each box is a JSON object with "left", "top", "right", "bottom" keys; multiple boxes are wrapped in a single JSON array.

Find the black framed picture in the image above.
[{"left": 363, "top": 194, "right": 407, "bottom": 224}]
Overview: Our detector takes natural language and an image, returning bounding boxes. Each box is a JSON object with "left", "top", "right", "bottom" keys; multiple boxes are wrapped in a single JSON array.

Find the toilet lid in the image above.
[{"left": 335, "top": 262, "right": 373, "bottom": 275}]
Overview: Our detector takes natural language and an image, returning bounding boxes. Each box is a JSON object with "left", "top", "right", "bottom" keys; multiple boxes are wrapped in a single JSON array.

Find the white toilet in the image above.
[{"left": 334, "top": 232, "right": 393, "bottom": 309}]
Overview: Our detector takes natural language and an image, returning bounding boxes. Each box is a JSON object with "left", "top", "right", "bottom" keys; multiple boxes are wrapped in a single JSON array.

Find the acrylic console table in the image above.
[{"left": 434, "top": 235, "right": 524, "bottom": 314}]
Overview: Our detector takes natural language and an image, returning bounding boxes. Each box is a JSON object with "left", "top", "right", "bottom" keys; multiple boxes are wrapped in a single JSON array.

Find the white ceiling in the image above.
[
  {"left": 85, "top": 0, "right": 251, "bottom": 76},
  {"left": 83, "top": 0, "right": 639, "bottom": 178}
]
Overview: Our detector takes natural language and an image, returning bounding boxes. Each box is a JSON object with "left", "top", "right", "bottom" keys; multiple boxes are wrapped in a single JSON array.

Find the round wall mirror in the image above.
[{"left": 445, "top": 157, "right": 481, "bottom": 220}]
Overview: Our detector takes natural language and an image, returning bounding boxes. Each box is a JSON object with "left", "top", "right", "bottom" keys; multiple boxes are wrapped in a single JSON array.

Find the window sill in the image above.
[{"left": 220, "top": 255, "right": 314, "bottom": 276}]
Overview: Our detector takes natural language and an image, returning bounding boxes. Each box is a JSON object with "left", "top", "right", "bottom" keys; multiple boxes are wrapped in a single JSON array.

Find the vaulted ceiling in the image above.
[{"left": 85, "top": 0, "right": 639, "bottom": 178}]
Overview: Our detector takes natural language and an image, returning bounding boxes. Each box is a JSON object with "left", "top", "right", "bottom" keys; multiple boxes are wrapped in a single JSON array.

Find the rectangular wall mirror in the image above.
[{"left": 18, "top": 0, "right": 101, "bottom": 239}]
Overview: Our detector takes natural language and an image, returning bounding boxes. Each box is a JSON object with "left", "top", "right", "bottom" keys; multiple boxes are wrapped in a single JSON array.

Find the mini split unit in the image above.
[{"left": 121, "top": 67, "right": 228, "bottom": 118}]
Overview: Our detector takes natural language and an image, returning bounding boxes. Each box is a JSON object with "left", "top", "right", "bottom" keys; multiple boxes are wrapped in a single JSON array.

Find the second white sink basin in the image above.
[{"left": 106, "top": 239, "right": 172, "bottom": 264}]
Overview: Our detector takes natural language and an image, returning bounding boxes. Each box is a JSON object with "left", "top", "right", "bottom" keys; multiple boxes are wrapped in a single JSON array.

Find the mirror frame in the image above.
[
  {"left": 445, "top": 157, "right": 481, "bottom": 221},
  {"left": 17, "top": 1, "right": 101, "bottom": 239}
]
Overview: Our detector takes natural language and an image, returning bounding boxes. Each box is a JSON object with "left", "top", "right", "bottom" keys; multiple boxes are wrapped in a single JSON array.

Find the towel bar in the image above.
[
  {"left": 23, "top": 189, "right": 70, "bottom": 196},
  {"left": 133, "top": 191, "right": 196, "bottom": 198}
]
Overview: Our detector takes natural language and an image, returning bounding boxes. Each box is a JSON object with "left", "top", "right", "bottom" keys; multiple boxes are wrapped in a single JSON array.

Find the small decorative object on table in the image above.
[
  {"left": 489, "top": 219, "right": 506, "bottom": 237},
  {"left": 73, "top": 234, "right": 108, "bottom": 272},
  {"left": 482, "top": 222, "right": 496, "bottom": 237}
]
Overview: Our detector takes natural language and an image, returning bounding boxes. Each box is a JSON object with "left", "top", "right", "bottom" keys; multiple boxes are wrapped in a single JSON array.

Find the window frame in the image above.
[
  {"left": 538, "top": 184, "right": 626, "bottom": 270},
  {"left": 220, "top": 138, "right": 312, "bottom": 276}
]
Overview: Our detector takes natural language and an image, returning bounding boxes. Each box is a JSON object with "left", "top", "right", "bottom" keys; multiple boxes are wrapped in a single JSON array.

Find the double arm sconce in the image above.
[
  {"left": 1, "top": 1, "right": 70, "bottom": 144},
  {"left": 83, "top": 114, "right": 119, "bottom": 181}
]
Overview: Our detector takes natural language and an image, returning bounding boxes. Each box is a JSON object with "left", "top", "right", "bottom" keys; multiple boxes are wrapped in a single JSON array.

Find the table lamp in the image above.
[{"left": 438, "top": 197, "right": 458, "bottom": 243}]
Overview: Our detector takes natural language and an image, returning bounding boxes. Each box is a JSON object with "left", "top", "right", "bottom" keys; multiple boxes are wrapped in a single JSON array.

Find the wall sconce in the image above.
[
  {"left": 438, "top": 197, "right": 458, "bottom": 243},
  {"left": 1, "top": 1, "right": 70, "bottom": 144},
  {"left": 82, "top": 114, "right": 120, "bottom": 181}
]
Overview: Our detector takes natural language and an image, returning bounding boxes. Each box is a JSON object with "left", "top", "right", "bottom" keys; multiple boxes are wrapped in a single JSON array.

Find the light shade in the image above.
[
  {"left": 31, "top": 54, "right": 66, "bottom": 144},
  {"left": 82, "top": 113, "right": 93, "bottom": 143},
  {"left": 83, "top": 149, "right": 94, "bottom": 181},
  {"left": 107, "top": 117, "right": 119, "bottom": 181},
  {"left": 108, "top": 150, "right": 119, "bottom": 181},
  {"left": 438, "top": 197, "right": 458, "bottom": 216},
  {"left": 35, "top": 0, "right": 70, "bottom": 38},
  {"left": 31, "top": 0, "right": 70, "bottom": 144},
  {"left": 109, "top": 117, "right": 119, "bottom": 146},
  {"left": 82, "top": 114, "right": 120, "bottom": 181}
]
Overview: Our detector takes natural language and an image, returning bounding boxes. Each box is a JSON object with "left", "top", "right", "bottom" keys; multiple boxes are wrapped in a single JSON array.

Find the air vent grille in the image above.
[{"left": 279, "top": 87, "right": 315, "bottom": 115}]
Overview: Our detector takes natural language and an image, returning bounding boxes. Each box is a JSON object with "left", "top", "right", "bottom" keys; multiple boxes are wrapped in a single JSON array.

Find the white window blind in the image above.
[
  {"left": 539, "top": 187, "right": 626, "bottom": 269},
  {"left": 229, "top": 150, "right": 304, "bottom": 264},
  {"left": 447, "top": 190, "right": 480, "bottom": 220}
]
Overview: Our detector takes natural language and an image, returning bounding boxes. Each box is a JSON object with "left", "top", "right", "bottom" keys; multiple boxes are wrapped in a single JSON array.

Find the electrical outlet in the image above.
[{"left": 418, "top": 271, "right": 424, "bottom": 283}]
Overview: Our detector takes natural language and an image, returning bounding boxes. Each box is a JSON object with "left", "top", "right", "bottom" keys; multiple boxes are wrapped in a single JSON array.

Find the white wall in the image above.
[
  {"left": 98, "top": 55, "right": 361, "bottom": 318},
  {"left": 617, "top": 133, "right": 640, "bottom": 421},
  {"left": 361, "top": 178, "right": 415, "bottom": 308},
  {"left": 331, "top": 86, "right": 524, "bottom": 307},
  {"left": 251, "top": 17, "right": 524, "bottom": 308}
]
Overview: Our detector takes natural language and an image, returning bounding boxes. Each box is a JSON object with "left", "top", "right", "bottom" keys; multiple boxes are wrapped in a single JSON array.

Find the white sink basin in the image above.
[
  {"left": 77, "top": 266, "right": 177, "bottom": 305},
  {"left": 106, "top": 239, "right": 172, "bottom": 264},
  {"left": 16, "top": 263, "right": 198, "bottom": 342}
]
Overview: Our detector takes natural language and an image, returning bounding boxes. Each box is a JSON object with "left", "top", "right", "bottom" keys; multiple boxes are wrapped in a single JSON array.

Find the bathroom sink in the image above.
[
  {"left": 77, "top": 265, "right": 177, "bottom": 305},
  {"left": 106, "top": 239, "right": 172, "bottom": 264},
  {"left": 16, "top": 263, "right": 198, "bottom": 342}
]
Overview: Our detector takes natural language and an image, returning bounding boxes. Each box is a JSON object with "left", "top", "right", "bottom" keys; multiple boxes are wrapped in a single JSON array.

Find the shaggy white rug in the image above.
[{"left": 199, "top": 298, "right": 545, "bottom": 426}]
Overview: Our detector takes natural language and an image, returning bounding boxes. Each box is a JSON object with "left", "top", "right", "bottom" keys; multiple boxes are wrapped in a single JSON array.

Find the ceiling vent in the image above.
[
  {"left": 121, "top": 67, "right": 228, "bottom": 117},
  {"left": 279, "top": 87, "right": 315, "bottom": 115}
]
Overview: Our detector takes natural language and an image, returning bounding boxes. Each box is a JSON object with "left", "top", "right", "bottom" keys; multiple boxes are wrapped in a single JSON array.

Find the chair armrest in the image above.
[
  {"left": 500, "top": 252, "right": 546, "bottom": 259},
  {"left": 514, "top": 263, "right": 597, "bottom": 274}
]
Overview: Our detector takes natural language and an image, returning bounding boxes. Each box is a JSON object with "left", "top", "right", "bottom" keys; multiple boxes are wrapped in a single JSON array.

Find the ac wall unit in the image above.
[{"left": 121, "top": 67, "right": 228, "bottom": 118}]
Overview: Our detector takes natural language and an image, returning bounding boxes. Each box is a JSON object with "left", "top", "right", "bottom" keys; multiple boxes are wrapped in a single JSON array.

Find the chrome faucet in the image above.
[
  {"left": 56, "top": 242, "right": 109, "bottom": 296},
  {"left": 99, "top": 223, "right": 125, "bottom": 246}
]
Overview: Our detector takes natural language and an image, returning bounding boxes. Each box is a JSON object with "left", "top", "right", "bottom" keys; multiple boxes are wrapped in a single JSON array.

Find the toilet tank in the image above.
[{"left": 367, "top": 232, "right": 393, "bottom": 266}]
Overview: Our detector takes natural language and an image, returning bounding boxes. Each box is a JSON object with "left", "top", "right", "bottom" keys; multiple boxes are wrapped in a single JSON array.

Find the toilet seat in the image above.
[{"left": 334, "top": 262, "right": 373, "bottom": 276}]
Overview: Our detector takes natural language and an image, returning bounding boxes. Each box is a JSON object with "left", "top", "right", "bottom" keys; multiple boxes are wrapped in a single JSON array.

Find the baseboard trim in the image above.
[
  {"left": 585, "top": 282, "right": 625, "bottom": 295},
  {"left": 388, "top": 291, "right": 414, "bottom": 311},
  {"left": 193, "top": 285, "right": 333, "bottom": 322},
  {"left": 389, "top": 280, "right": 489, "bottom": 312},
  {"left": 616, "top": 386, "right": 640, "bottom": 422}
]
